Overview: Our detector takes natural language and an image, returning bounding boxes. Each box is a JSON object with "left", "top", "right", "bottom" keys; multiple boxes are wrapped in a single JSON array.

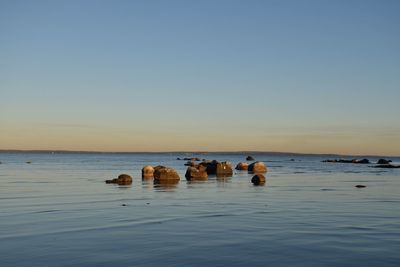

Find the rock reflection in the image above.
[
  {"left": 117, "top": 184, "right": 132, "bottom": 189},
  {"left": 216, "top": 176, "right": 232, "bottom": 187},
  {"left": 153, "top": 180, "right": 179, "bottom": 191},
  {"left": 141, "top": 178, "right": 153, "bottom": 189}
]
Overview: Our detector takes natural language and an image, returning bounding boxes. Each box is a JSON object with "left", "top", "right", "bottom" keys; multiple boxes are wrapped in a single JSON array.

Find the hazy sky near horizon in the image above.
[{"left": 1, "top": 0, "right": 400, "bottom": 155}]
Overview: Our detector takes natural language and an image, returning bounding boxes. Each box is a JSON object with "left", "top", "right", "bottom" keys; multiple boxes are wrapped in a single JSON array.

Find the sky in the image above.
[{"left": 1, "top": 0, "right": 399, "bottom": 155}]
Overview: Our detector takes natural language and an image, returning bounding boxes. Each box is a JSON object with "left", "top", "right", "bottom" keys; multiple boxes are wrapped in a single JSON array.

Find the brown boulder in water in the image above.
[
  {"left": 105, "top": 174, "right": 132, "bottom": 185},
  {"left": 248, "top": 161, "right": 267, "bottom": 173},
  {"left": 185, "top": 166, "right": 208, "bottom": 180},
  {"left": 154, "top": 166, "right": 180, "bottom": 182},
  {"left": 251, "top": 174, "right": 266, "bottom": 185},
  {"left": 142, "top": 165, "right": 155, "bottom": 179},
  {"left": 235, "top": 162, "right": 249, "bottom": 170},
  {"left": 216, "top": 161, "right": 233, "bottom": 177}
]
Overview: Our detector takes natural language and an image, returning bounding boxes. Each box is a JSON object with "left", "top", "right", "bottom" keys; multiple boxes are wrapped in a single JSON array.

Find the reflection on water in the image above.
[
  {"left": 153, "top": 180, "right": 179, "bottom": 191},
  {"left": 186, "top": 179, "right": 208, "bottom": 185},
  {"left": 116, "top": 185, "right": 132, "bottom": 189}
]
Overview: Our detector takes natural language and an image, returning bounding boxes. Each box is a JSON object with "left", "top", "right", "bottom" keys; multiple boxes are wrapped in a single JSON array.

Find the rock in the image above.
[
  {"left": 154, "top": 166, "right": 180, "bottom": 182},
  {"left": 154, "top": 165, "right": 166, "bottom": 172},
  {"left": 235, "top": 162, "right": 249, "bottom": 170},
  {"left": 185, "top": 166, "right": 208, "bottom": 180},
  {"left": 377, "top": 159, "right": 392, "bottom": 164},
  {"left": 322, "top": 159, "right": 339, "bottom": 163},
  {"left": 176, "top": 157, "right": 181, "bottom": 160},
  {"left": 246, "top": 156, "right": 255, "bottom": 161},
  {"left": 117, "top": 174, "right": 132, "bottom": 183},
  {"left": 183, "top": 157, "right": 201, "bottom": 161},
  {"left": 216, "top": 161, "right": 233, "bottom": 177},
  {"left": 198, "top": 160, "right": 233, "bottom": 177},
  {"left": 251, "top": 174, "right": 266, "bottom": 185},
  {"left": 142, "top": 165, "right": 155, "bottom": 179},
  {"left": 352, "top": 159, "right": 370, "bottom": 164},
  {"left": 322, "top": 158, "right": 370, "bottom": 164},
  {"left": 355, "top": 185, "right": 366, "bottom": 188},
  {"left": 105, "top": 174, "right": 132, "bottom": 185},
  {"left": 248, "top": 161, "right": 267, "bottom": 173},
  {"left": 373, "top": 164, "right": 400, "bottom": 168},
  {"left": 199, "top": 160, "right": 218, "bottom": 174}
]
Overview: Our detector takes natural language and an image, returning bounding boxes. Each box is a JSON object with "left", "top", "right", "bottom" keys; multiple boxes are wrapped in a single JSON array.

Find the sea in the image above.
[{"left": 1, "top": 152, "right": 399, "bottom": 266}]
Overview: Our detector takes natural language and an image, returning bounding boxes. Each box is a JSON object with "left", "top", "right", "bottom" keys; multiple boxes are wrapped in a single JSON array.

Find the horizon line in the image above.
[{"left": 0, "top": 149, "right": 398, "bottom": 158}]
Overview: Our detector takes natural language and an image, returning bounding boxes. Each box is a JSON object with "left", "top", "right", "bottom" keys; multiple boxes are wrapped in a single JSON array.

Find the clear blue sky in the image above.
[{"left": 1, "top": 0, "right": 399, "bottom": 155}]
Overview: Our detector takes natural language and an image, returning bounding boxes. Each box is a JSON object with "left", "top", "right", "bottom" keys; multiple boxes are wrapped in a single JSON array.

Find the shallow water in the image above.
[{"left": 1, "top": 152, "right": 400, "bottom": 266}]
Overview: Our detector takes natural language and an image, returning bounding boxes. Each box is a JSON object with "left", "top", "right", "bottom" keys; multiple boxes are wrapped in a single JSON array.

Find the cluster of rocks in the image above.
[
  {"left": 322, "top": 158, "right": 399, "bottom": 168},
  {"left": 236, "top": 161, "right": 267, "bottom": 186},
  {"left": 142, "top": 165, "right": 180, "bottom": 183},
  {"left": 198, "top": 160, "right": 233, "bottom": 177},
  {"left": 105, "top": 156, "right": 269, "bottom": 186},
  {"left": 322, "top": 159, "right": 370, "bottom": 164},
  {"left": 235, "top": 161, "right": 268, "bottom": 173},
  {"left": 106, "top": 166, "right": 181, "bottom": 186},
  {"left": 177, "top": 157, "right": 202, "bottom": 161}
]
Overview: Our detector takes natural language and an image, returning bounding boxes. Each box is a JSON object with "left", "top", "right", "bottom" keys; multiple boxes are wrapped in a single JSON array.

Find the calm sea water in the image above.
[{"left": 1, "top": 152, "right": 400, "bottom": 266}]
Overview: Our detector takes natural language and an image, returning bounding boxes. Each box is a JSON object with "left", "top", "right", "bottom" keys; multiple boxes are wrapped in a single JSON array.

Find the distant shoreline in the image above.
[{"left": 0, "top": 149, "right": 398, "bottom": 158}]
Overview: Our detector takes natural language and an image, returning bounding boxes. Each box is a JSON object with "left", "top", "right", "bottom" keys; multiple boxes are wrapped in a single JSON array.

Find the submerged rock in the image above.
[
  {"left": 373, "top": 164, "right": 400, "bottom": 169},
  {"left": 154, "top": 166, "right": 180, "bottom": 182},
  {"left": 142, "top": 165, "right": 155, "bottom": 179},
  {"left": 235, "top": 162, "right": 249, "bottom": 171},
  {"left": 185, "top": 166, "right": 208, "bottom": 180},
  {"left": 183, "top": 157, "right": 201, "bottom": 161},
  {"left": 355, "top": 185, "right": 367, "bottom": 188},
  {"left": 376, "top": 159, "right": 392, "bottom": 165},
  {"left": 248, "top": 161, "right": 268, "bottom": 173},
  {"left": 352, "top": 159, "right": 370, "bottom": 164},
  {"left": 105, "top": 174, "right": 132, "bottom": 185},
  {"left": 251, "top": 174, "right": 266, "bottom": 185},
  {"left": 246, "top": 156, "right": 255, "bottom": 161}
]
